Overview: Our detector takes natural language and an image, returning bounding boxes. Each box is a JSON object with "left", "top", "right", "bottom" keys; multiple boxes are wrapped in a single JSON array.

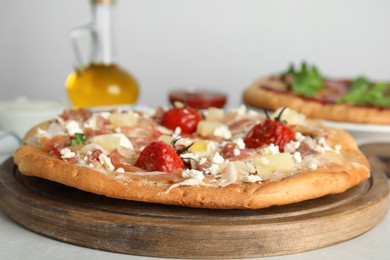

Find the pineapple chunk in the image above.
[
  {"left": 271, "top": 107, "right": 305, "bottom": 125},
  {"left": 196, "top": 121, "right": 223, "bottom": 137},
  {"left": 231, "top": 161, "right": 254, "bottom": 174},
  {"left": 253, "top": 153, "right": 295, "bottom": 176},
  {"left": 205, "top": 108, "right": 224, "bottom": 121},
  {"left": 189, "top": 140, "right": 210, "bottom": 152},
  {"left": 109, "top": 112, "right": 138, "bottom": 127},
  {"left": 89, "top": 133, "right": 133, "bottom": 152}
]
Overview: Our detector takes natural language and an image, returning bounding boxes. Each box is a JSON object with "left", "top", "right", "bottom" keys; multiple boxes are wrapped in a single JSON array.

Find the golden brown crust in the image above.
[
  {"left": 243, "top": 78, "right": 390, "bottom": 124},
  {"left": 13, "top": 145, "right": 46, "bottom": 165},
  {"left": 14, "top": 127, "right": 370, "bottom": 209}
]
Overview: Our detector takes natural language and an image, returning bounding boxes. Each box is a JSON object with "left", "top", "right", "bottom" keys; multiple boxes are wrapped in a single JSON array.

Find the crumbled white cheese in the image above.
[
  {"left": 77, "top": 158, "right": 88, "bottom": 167},
  {"left": 98, "top": 154, "right": 115, "bottom": 171},
  {"left": 295, "top": 132, "right": 305, "bottom": 142},
  {"left": 204, "top": 164, "right": 220, "bottom": 175},
  {"left": 212, "top": 152, "right": 225, "bottom": 164},
  {"left": 318, "top": 137, "right": 326, "bottom": 146},
  {"left": 261, "top": 144, "right": 280, "bottom": 155},
  {"left": 60, "top": 148, "right": 76, "bottom": 159},
  {"left": 292, "top": 151, "right": 302, "bottom": 163},
  {"left": 116, "top": 167, "right": 125, "bottom": 173},
  {"left": 233, "top": 138, "right": 246, "bottom": 149},
  {"left": 199, "top": 157, "right": 207, "bottom": 165},
  {"left": 182, "top": 169, "right": 205, "bottom": 181},
  {"left": 314, "top": 137, "right": 332, "bottom": 154},
  {"left": 284, "top": 140, "right": 301, "bottom": 153},
  {"left": 309, "top": 163, "right": 318, "bottom": 170},
  {"left": 233, "top": 148, "right": 241, "bottom": 156},
  {"left": 65, "top": 120, "right": 83, "bottom": 136},
  {"left": 213, "top": 125, "right": 232, "bottom": 139},
  {"left": 243, "top": 174, "right": 262, "bottom": 183}
]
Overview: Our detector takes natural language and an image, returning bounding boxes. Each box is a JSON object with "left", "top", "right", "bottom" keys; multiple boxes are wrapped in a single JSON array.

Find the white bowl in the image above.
[{"left": 0, "top": 99, "right": 67, "bottom": 138}]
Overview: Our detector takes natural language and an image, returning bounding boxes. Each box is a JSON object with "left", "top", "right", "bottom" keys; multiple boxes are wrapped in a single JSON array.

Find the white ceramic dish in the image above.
[
  {"left": 321, "top": 120, "right": 390, "bottom": 145},
  {"left": 322, "top": 120, "right": 390, "bottom": 133},
  {"left": 0, "top": 99, "right": 67, "bottom": 138}
]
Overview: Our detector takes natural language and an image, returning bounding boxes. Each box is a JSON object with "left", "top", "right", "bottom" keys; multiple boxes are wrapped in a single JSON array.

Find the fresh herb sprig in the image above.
[
  {"left": 282, "top": 62, "right": 324, "bottom": 97},
  {"left": 338, "top": 76, "right": 390, "bottom": 107},
  {"left": 68, "top": 133, "right": 86, "bottom": 146}
]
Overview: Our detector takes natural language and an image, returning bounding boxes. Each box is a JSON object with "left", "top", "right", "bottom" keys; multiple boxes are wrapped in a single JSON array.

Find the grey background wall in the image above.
[{"left": 1, "top": 0, "right": 389, "bottom": 108}]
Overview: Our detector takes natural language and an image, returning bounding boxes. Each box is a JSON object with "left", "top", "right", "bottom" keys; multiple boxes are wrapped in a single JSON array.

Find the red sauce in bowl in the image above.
[{"left": 169, "top": 90, "right": 227, "bottom": 109}]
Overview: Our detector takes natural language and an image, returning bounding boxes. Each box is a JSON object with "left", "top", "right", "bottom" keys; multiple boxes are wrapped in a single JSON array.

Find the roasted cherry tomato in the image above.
[
  {"left": 161, "top": 107, "right": 202, "bottom": 134},
  {"left": 135, "top": 141, "right": 184, "bottom": 172},
  {"left": 244, "top": 109, "right": 294, "bottom": 152}
]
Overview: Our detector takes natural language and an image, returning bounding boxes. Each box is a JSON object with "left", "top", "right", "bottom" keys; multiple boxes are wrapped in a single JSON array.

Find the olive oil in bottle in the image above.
[{"left": 65, "top": 0, "right": 139, "bottom": 108}]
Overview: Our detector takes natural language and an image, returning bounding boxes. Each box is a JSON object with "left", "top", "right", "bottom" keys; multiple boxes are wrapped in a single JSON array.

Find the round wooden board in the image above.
[{"left": 0, "top": 145, "right": 389, "bottom": 259}]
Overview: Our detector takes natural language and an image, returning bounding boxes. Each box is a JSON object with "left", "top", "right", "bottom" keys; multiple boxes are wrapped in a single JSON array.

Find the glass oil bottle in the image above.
[{"left": 65, "top": 0, "right": 139, "bottom": 108}]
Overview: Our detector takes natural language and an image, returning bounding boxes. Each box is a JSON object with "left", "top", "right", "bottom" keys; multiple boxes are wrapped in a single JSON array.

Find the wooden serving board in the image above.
[{"left": 0, "top": 143, "right": 389, "bottom": 259}]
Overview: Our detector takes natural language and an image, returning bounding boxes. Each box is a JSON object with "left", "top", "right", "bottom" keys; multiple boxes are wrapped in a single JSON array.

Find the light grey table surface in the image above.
[{"left": 1, "top": 130, "right": 389, "bottom": 260}]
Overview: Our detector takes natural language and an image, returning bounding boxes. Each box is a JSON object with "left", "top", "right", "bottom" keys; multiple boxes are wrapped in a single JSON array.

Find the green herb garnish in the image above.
[
  {"left": 69, "top": 133, "right": 86, "bottom": 146},
  {"left": 282, "top": 62, "right": 324, "bottom": 97},
  {"left": 338, "top": 76, "right": 390, "bottom": 107}
]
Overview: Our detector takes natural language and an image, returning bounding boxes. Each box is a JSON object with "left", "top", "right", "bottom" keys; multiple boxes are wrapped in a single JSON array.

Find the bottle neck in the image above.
[{"left": 92, "top": 1, "right": 114, "bottom": 64}]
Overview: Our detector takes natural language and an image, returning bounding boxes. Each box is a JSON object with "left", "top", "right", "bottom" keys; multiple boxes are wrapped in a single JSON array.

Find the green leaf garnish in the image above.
[
  {"left": 69, "top": 133, "right": 86, "bottom": 146},
  {"left": 282, "top": 62, "right": 324, "bottom": 97},
  {"left": 338, "top": 76, "right": 390, "bottom": 107}
]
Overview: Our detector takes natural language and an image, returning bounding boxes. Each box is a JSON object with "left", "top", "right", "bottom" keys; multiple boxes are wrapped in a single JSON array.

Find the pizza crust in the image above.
[
  {"left": 14, "top": 127, "right": 370, "bottom": 209},
  {"left": 243, "top": 78, "right": 390, "bottom": 124},
  {"left": 13, "top": 108, "right": 371, "bottom": 209}
]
